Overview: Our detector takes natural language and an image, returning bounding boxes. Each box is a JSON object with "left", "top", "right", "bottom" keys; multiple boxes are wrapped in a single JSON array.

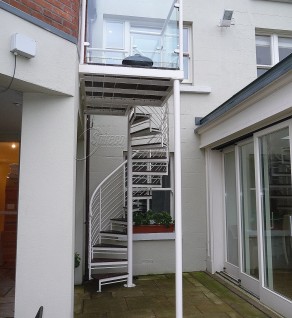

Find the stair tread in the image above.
[
  {"left": 100, "top": 230, "right": 127, "bottom": 235},
  {"left": 92, "top": 272, "right": 128, "bottom": 280},
  {"left": 130, "top": 113, "right": 150, "bottom": 125},
  {"left": 131, "top": 143, "right": 166, "bottom": 149},
  {"left": 131, "top": 128, "right": 160, "bottom": 138},
  {"left": 92, "top": 258, "right": 127, "bottom": 263},
  {"left": 93, "top": 243, "right": 127, "bottom": 248},
  {"left": 111, "top": 218, "right": 127, "bottom": 222}
]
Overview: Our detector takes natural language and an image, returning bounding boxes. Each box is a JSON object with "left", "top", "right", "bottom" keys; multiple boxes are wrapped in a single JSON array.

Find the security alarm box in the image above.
[{"left": 10, "top": 33, "right": 36, "bottom": 59}]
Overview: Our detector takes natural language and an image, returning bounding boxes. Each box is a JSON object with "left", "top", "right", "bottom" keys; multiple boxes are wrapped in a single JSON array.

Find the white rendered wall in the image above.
[
  {"left": 0, "top": 9, "right": 77, "bottom": 95},
  {"left": 89, "top": 115, "right": 127, "bottom": 195},
  {"left": 15, "top": 93, "right": 78, "bottom": 318}
]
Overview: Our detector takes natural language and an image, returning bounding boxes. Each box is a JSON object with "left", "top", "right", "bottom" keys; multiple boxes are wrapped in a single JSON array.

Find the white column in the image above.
[
  {"left": 15, "top": 93, "right": 77, "bottom": 318},
  {"left": 126, "top": 113, "right": 135, "bottom": 287},
  {"left": 174, "top": 79, "right": 183, "bottom": 318}
]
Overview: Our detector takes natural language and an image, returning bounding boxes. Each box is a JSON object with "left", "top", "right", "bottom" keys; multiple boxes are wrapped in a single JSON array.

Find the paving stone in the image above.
[
  {"left": 109, "top": 309, "right": 155, "bottom": 318},
  {"left": 74, "top": 272, "right": 272, "bottom": 318}
]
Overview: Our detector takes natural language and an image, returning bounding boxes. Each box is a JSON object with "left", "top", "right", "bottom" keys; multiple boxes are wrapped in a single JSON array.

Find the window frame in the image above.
[
  {"left": 256, "top": 32, "right": 292, "bottom": 77},
  {"left": 182, "top": 24, "right": 192, "bottom": 83}
]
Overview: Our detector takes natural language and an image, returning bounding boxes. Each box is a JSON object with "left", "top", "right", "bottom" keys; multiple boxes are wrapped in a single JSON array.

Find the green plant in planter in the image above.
[
  {"left": 133, "top": 210, "right": 173, "bottom": 228},
  {"left": 152, "top": 211, "right": 173, "bottom": 228},
  {"left": 133, "top": 211, "right": 152, "bottom": 225},
  {"left": 75, "top": 252, "right": 81, "bottom": 268}
]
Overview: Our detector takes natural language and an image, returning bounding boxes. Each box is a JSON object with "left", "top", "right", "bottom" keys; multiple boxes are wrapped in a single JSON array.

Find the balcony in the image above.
[
  {"left": 84, "top": 0, "right": 181, "bottom": 69},
  {"left": 79, "top": 0, "right": 183, "bottom": 115}
]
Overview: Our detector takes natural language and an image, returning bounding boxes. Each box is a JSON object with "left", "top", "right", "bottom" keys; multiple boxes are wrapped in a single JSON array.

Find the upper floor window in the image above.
[
  {"left": 183, "top": 26, "right": 192, "bottom": 82},
  {"left": 256, "top": 34, "right": 292, "bottom": 77}
]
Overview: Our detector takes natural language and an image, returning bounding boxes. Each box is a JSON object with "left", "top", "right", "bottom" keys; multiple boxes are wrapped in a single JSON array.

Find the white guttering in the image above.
[{"left": 174, "top": 79, "right": 183, "bottom": 318}]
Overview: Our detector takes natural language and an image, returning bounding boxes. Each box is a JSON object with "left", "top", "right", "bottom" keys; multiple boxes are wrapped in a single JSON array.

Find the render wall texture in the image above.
[{"left": 1, "top": 0, "right": 80, "bottom": 38}]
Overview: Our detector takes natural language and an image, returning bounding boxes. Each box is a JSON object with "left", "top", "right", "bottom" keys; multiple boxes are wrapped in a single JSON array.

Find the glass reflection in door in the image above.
[
  {"left": 224, "top": 150, "right": 239, "bottom": 267},
  {"left": 259, "top": 127, "right": 292, "bottom": 300},
  {"left": 239, "top": 142, "right": 259, "bottom": 279}
]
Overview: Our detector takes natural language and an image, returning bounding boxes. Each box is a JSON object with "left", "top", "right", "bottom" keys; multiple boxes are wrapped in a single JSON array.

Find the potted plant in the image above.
[{"left": 133, "top": 210, "right": 174, "bottom": 233}]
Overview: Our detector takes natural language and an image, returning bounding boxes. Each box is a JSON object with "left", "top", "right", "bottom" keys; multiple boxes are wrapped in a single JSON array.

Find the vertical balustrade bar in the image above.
[{"left": 80, "top": 0, "right": 87, "bottom": 64}]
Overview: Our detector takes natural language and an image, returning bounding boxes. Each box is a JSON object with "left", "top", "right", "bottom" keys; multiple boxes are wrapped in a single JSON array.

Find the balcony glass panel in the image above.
[{"left": 86, "top": 0, "right": 179, "bottom": 69}]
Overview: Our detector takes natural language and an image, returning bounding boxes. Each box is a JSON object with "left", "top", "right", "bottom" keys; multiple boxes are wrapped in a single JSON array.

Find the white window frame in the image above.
[
  {"left": 182, "top": 24, "right": 192, "bottom": 83},
  {"left": 256, "top": 32, "right": 292, "bottom": 76}
]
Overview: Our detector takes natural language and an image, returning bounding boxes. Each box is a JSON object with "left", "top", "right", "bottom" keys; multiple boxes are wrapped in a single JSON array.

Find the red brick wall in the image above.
[{"left": 3, "top": 0, "right": 80, "bottom": 38}]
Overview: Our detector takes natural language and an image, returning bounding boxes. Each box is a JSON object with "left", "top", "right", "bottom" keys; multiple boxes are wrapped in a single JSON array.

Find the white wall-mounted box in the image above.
[{"left": 10, "top": 33, "right": 36, "bottom": 59}]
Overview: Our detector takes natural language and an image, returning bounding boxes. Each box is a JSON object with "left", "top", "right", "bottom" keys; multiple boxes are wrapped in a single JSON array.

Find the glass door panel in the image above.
[
  {"left": 259, "top": 127, "right": 292, "bottom": 301},
  {"left": 224, "top": 150, "right": 239, "bottom": 268},
  {"left": 239, "top": 142, "right": 259, "bottom": 279}
]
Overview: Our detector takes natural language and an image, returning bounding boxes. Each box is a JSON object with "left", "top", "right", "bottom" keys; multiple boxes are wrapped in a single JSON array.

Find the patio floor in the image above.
[{"left": 74, "top": 272, "right": 281, "bottom": 318}]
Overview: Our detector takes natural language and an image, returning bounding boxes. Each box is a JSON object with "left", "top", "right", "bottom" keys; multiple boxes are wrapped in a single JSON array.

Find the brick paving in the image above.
[{"left": 74, "top": 272, "right": 277, "bottom": 318}]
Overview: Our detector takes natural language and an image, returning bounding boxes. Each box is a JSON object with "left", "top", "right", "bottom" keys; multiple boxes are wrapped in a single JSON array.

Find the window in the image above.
[
  {"left": 183, "top": 25, "right": 192, "bottom": 82},
  {"left": 256, "top": 34, "right": 292, "bottom": 77}
]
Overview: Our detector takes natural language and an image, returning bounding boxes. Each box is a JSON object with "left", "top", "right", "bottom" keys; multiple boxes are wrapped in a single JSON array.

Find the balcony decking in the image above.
[{"left": 79, "top": 68, "right": 179, "bottom": 116}]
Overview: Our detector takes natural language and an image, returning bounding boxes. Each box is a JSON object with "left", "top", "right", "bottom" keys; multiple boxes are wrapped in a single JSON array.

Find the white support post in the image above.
[
  {"left": 174, "top": 79, "right": 183, "bottom": 318},
  {"left": 80, "top": 0, "right": 87, "bottom": 64},
  {"left": 125, "top": 112, "right": 135, "bottom": 288}
]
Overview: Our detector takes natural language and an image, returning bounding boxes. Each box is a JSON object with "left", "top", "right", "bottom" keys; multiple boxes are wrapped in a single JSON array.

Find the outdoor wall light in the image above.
[{"left": 219, "top": 9, "right": 234, "bottom": 27}]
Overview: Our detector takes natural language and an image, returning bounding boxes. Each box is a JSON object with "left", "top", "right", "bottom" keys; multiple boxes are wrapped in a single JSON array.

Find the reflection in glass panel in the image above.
[
  {"left": 239, "top": 142, "right": 259, "bottom": 279},
  {"left": 259, "top": 127, "right": 292, "bottom": 301},
  {"left": 257, "top": 68, "right": 269, "bottom": 77},
  {"left": 224, "top": 151, "right": 239, "bottom": 266},
  {"left": 105, "top": 21, "right": 124, "bottom": 49},
  {"left": 256, "top": 35, "right": 271, "bottom": 65},
  {"left": 278, "top": 37, "right": 292, "bottom": 62},
  {"left": 86, "top": 0, "right": 180, "bottom": 68}
]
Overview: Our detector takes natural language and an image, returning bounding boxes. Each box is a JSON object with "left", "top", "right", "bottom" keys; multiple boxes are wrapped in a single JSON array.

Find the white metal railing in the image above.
[
  {"left": 89, "top": 160, "right": 127, "bottom": 265},
  {"left": 80, "top": 0, "right": 183, "bottom": 70},
  {"left": 131, "top": 104, "right": 169, "bottom": 149}
]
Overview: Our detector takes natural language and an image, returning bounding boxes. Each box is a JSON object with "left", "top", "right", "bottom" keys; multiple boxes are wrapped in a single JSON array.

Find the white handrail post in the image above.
[
  {"left": 174, "top": 79, "right": 183, "bottom": 318},
  {"left": 80, "top": 0, "right": 87, "bottom": 64},
  {"left": 126, "top": 111, "right": 135, "bottom": 288}
]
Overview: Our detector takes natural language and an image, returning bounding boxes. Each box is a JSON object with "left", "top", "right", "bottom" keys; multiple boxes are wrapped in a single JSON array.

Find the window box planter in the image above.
[
  {"left": 133, "top": 211, "right": 174, "bottom": 233},
  {"left": 133, "top": 224, "right": 175, "bottom": 234}
]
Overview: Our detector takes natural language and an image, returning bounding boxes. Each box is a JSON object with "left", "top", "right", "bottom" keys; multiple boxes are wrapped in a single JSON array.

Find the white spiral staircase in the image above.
[{"left": 89, "top": 103, "right": 169, "bottom": 291}]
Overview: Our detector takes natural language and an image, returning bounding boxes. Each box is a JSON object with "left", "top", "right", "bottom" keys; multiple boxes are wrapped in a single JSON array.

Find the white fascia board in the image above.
[
  {"left": 197, "top": 73, "right": 292, "bottom": 148},
  {"left": 79, "top": 64, "right": 184, "bottom": 80}
]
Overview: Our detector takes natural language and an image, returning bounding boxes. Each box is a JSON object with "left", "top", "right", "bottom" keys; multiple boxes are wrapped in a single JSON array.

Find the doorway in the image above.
[{"left": 0, "top": 88, "right": 22, "bottom": 317}]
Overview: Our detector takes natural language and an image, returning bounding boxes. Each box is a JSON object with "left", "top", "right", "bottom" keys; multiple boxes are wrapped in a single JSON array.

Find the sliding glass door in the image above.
[
  {"left": 221, "top": 121, "right": 292, "bottom": 316},
  {"left": 257, "top": 124, "right": 292, "bottom": 315},
  {"left": 223, "top": 150, "right": 239, "bottom": 277},
  {"left": 238, "top": 141, "right": 259, "bottom": 295}
]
